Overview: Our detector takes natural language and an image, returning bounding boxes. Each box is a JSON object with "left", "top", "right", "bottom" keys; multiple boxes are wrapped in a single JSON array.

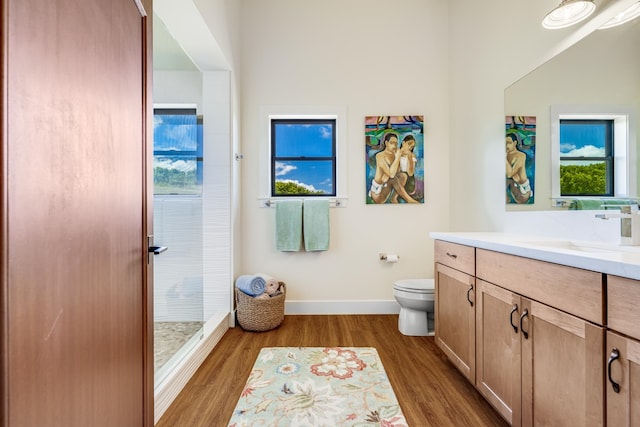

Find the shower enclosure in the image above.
[
  {"left": 152, "top": 109, "right": 204, "bottom": 385},
  {"left": 152, "top": 14, "right": 233, "bottom": 418}
]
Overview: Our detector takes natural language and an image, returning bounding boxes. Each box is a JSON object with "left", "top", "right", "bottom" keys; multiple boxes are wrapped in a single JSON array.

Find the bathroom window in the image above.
[
  {"left": 559, "top": 119, "right": 614, "bottom": 196},
  {"left": 153, "top": 108, "right": 203, "bottom": 195},
  {"left": 551, "top": 105, "right": 637, "bottom": 201},
  {"left": 270, "top": 118, "right": 336, "bottom": 197}
]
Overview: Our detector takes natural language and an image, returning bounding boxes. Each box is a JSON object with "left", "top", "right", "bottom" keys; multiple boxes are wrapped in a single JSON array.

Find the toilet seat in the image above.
[{"left": 394, "top": 278, "right": 434, "bottom": 293}]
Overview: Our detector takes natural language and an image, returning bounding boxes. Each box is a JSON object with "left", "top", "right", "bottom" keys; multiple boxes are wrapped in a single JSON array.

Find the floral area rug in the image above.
[{"left": 228, "top": 347, "right": 408, "bottom": 427}]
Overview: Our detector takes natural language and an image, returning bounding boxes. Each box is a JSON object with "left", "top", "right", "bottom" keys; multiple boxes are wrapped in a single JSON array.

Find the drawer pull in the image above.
[
  {"left": 607, "top": 348, "right": 621, "bottom": 393},
  {"left": 446, "top": 252, "right": 457, "bottom": 259},
  {"left": 466, "top": 285, "right": 474, "bottom": 306},
  {"left": 510, "top": 305, "right": 519, "bottom": 333},
  {"left": 519, "top": 309, "right": 529, "bottom": 339}
]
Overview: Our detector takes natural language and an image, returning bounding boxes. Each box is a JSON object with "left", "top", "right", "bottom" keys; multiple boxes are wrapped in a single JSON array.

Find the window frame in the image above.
[
  {"left": 270, "top": 118, "right": 337, "bottom": 197},
  {"left": 258, "top": 106, "right": 348, "bottom": 207},
  {"left": 559, "top": 119, "right": 614, "bottom": 197}
]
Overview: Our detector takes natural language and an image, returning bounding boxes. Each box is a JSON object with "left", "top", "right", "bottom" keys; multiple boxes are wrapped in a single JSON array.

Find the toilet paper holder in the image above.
[{"left": 379, "top": 253, "right": 400, "bottom": 261}]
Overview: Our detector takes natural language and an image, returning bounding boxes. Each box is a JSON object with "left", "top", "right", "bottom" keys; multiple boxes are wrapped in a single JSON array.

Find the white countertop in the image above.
[{"left": 430, "top": 232, "right": 640, "bottom": 281}]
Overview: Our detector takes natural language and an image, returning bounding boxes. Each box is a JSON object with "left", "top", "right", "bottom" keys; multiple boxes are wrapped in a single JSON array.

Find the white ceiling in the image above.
[{"left": 153, "top": 0, "right": 230, "bottom": 72}]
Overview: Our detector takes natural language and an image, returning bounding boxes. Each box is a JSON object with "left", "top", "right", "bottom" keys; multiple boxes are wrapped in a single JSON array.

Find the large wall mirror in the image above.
[{"left": 505, "top": 19, "right": 640, "bottom": 211}]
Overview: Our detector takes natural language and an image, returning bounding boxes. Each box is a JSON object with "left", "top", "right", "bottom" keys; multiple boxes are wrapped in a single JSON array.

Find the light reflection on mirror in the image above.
[{"left": 505, "top": 19, "right": 640, "bottom": 211}]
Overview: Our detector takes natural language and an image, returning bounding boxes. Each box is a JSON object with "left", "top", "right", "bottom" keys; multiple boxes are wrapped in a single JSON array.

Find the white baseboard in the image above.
[{"left": 285, "top": 299, "right": 400, "bottom": 315}]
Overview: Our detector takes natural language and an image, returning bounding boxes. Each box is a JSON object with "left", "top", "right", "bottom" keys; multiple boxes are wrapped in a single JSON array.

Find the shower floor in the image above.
[{"left": 154, "top": 321, "right": 203, "bottom": 372}]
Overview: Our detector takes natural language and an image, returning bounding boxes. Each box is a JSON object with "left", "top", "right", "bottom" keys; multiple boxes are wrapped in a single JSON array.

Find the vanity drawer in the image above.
[
  {"left": 434, "top": 240, "right": 475, "bottom": 276},
  {"left": 476, "top": 249, "right": 604, "bottom": 325},
  {"left": 608, "top": 275, "right": 640, "bottom": 340}
]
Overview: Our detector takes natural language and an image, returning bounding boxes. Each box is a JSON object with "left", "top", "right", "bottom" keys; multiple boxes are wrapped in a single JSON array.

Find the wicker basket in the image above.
[{"left": 235, "top": 282, "right": 286, "bottom": 332}]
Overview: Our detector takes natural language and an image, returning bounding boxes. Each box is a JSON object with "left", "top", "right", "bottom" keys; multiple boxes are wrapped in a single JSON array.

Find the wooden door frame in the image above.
[
  {"left": 140, "top": 0, "right": 154, "bottom": 425},
  {"left": 1, "top": 0, "right": 9, "bottom": 423}
]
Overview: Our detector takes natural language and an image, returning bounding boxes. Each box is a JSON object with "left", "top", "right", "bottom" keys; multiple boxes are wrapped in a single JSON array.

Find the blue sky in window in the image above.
[
  {"left": 154, "top": 114, "right": 199, "bottom": 172},
  {"left": 560, "top": 123, "right": 606, "bottom": 157},
  {"left": 275, "top": 123, "right": 334, "bottom": 193}
]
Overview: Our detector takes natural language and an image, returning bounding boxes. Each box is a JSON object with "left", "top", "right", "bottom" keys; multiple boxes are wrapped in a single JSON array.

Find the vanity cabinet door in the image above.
[
  {"left": 521, "top": 299, "right": 604, "bottom": 427},
  {"left": 606, "top": 331, "right": 640, "bottom": 426},
  {"left": 475, "top": 280, "right": 522, "bottom": 425},
  {"left": 435, "top": 262, "right": 475, "bottom": 382}
]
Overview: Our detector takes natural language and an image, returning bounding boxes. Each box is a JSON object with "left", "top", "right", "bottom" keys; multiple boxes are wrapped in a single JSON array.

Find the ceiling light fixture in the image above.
[
  {"left": 542, "top": 0, "right": 596, "bottom": 29},
  {"left": 599, "top": 1, "right": 640, "bottom": 29}
]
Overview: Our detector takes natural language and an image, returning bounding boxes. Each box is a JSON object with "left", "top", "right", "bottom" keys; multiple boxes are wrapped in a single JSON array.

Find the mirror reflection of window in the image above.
[
  {"left": 550, "top": 105, "right": 636, "bottom": 204},
  {"left": 559, "top": 119, "right": 613, "bottom": 196}
]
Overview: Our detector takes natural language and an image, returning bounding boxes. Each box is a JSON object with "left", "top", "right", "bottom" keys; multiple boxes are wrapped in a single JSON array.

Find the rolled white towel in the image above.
[{"left": 256, "top": 272, "right": 280, "bottom": 296}]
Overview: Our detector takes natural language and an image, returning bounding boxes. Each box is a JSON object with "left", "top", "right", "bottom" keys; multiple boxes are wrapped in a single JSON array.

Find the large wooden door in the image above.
[{"left": 1, "top": 0, "right": 152, "bottom": 425}]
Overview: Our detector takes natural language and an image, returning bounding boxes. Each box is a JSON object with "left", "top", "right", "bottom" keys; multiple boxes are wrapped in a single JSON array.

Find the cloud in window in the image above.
[
  {"left": 154, "top": 158, "right": 196, "bottom": 172},
  {"left": 560, "top": 144, "right": 605, "bottom": 157},
  {"left": 275, "top": 161, "right": 296, "bottom": 176},
  {"left": 318, "top": 126, "right": 332, "bottom": 139}
]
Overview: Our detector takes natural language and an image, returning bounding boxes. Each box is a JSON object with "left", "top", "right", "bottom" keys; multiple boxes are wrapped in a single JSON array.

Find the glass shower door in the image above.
[{"left": 152, "top": 109, "right": 204, "bottom": 385}]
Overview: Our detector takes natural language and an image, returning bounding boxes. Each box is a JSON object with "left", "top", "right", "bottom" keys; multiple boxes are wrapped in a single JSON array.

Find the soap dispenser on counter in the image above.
[{"left": 595, "top": 205, "right": 640, "bottom": 245}]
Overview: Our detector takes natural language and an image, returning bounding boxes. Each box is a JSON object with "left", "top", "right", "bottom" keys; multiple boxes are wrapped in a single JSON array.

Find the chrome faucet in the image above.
[{"left": 595, "top": 205, "right": 640, "bottom": 246}]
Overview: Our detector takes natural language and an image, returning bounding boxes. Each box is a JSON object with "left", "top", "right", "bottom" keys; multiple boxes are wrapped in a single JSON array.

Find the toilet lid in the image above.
[{"left": 394, "top": 278, "right": 435, "bottom": 293}]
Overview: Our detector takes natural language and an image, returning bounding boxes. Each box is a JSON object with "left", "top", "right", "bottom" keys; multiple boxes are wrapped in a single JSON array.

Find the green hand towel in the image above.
[
  {"left": 569, "top": 199, "right": 604, "bottom": 210},
  {"left": 569, "top": 198, "right": 635, "bottom": 210},
  {"left": 275, "top": 200, "right": 303, "bottom": 251},
  {"left": 303, "top": 199, "right": 330, "bottom": 251}
]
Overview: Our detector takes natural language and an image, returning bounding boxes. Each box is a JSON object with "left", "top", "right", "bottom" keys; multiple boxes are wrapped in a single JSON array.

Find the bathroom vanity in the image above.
[{"left": 431, "top": 232, "right": 640, "bottom": 427}]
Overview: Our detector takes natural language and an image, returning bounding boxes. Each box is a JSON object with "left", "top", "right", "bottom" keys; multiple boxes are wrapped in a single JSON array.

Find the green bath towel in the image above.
[
  {"left": 303, "top": 199, "right": 330, "bottom": 251},
  {"left": 275, "top": 200, "right": 303, "bottom": 251}
]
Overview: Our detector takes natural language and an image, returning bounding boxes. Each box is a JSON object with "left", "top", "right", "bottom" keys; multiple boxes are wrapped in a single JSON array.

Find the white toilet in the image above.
[{"left": 393, "top": 278, "right": 435, "bottom": 336}]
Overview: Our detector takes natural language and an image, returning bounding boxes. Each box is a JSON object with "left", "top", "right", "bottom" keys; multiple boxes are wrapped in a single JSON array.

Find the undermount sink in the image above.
[{"left": 517, "top": 240, "right": 640, "bottom": 254}]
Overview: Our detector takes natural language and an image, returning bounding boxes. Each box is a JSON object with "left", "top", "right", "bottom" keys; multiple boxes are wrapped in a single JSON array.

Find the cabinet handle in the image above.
[
  {"left": 519, "top": 309, "right": 529, "bottom": 339},
  {"left": 607, "top": 348, "right": 621, "bottom": 393},
  {"left": 466, "top": 285, "right": 473, "bottom": 306},
  {"left": 510, "top": 305, "right": 519, "bottom": 333},
  {"left": 446, "top": 252, "right": 457, "bottom": 259}
]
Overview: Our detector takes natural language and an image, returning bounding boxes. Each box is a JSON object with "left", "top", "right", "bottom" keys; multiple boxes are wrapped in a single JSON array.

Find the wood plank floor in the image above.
[{"left": 156, "top": 315, "right": 508, "bottom": 426}]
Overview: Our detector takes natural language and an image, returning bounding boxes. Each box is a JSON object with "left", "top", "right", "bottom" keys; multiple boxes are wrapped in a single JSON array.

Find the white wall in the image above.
[
  {"left": 233, "top": 0, "right": 634, "bottom": 309},
  {"left": 238, "top": 0, "right": 451, "bottom": 306}
]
